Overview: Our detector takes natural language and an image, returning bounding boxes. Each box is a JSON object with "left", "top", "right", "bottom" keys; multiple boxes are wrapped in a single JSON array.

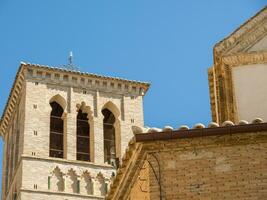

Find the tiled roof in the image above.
[{"left": 134, "top": 118, "right": 266, "bottom": 142}]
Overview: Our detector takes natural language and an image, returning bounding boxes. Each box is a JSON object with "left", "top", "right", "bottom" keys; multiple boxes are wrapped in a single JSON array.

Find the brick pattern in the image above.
[{"left": 126, "top": 132, "right": 267, "bottom": 200}]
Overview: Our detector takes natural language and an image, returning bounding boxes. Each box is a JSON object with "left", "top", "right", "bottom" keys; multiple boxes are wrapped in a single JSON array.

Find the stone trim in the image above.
[
  {"left": 207, "top": 67, "right": 218, "bottom": 122},
  {"left": 21, "top": 155, "right": 114, "bottom": 170},
  {"left": 222, "top": 51, "right": 267, "bottom": 67}
]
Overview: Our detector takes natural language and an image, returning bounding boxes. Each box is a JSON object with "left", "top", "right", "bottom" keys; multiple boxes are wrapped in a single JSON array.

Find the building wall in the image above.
[
  {"left": 232, "top": 63, "right": 267, "bottom": 122},
  {"left": 127, "top": 131, "right": 267, "bottom": 200}
]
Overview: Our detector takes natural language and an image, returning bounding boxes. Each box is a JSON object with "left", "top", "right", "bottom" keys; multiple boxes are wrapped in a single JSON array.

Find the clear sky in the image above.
[{"left": 0, "top": 0, "right": 266, "bottom": 194}]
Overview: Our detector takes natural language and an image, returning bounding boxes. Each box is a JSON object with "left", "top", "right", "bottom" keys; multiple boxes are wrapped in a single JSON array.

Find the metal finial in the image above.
[
  {"left": 62, "top": 51, "right": 79, "bottom": 71},
  {"left": 69, "top": 51, "right": 73, "bottom": 65}
]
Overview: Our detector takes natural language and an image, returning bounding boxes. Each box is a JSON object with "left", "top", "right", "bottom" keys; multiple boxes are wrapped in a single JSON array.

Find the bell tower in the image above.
[{"left": 0, "top": 62, "right": 149, "bottom": 200}]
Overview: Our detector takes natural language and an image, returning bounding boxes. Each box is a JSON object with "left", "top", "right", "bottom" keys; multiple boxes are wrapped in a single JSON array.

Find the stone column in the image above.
[
  {"left": 93, "top": 116, "right": 104, "bottom": 164},
  {"left": 66, "top": 87, "right": 76, "bottom": 160}
]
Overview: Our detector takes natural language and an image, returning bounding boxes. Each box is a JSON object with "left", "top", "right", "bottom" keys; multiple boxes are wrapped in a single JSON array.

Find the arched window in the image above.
[
  {"left": 49, "top": 101, "right": 64, "bottom": 158},
  {"left": 102, "top": 108, "right": 116, "bottom": 164},
  {"left": 77, "top": 109, "right": 90, "bottom": 161}
]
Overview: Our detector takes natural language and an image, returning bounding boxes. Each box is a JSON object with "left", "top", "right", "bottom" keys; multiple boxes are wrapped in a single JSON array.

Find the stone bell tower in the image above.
[{"left": 0, "top": 62, "right": 149, "bottom": 200}]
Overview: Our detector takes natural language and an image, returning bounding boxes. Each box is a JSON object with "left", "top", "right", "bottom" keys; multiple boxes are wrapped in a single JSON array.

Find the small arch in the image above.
[
  {"left": 82, "top": 171, "right": 94, "bottom": 195},
  {"left": 68, "top": 169, "right": 79, "bottom": 193},
  {"left": 102, "top": 101, "right": 120, "bottom": 119},
  {"left": 76, "top": 102, "right": 93, "bottom": 118},
  {"left": 96, "top": 172, "right": 107, "bottom": 196},
  {"left": 49, "top": 94, "right": 67, "bottom": 111},
  {"left": 52, "top": 166, "right": 65, "bottom": 192}
]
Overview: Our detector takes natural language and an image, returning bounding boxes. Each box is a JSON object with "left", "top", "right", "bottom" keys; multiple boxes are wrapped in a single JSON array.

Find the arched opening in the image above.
[
  {"left": 49, "top": 101, "right": 64, "bottom": 158},
  {"left": 102, "top": 108, "right": 116, "bottom": 164},
  {"left": 76, "top": 109, "right": 90, "bottom": 161}
]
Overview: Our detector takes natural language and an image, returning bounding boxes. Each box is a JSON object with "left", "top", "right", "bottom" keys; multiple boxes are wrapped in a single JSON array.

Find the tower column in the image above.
[
  {"left": 66, "top": 87, "right": 76, "bottom": 160},
  {"left": 93, "top": 116, "right": 104, "bottom": 164}
]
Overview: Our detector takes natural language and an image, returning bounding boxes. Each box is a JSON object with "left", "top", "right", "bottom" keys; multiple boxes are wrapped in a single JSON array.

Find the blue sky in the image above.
[{"left": 0, "top": 0, "right": 266, "bottom": 194}]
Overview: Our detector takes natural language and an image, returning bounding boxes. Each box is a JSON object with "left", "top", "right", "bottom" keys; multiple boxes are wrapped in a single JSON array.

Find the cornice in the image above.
[
  {"left": 22, "top": 62, "right": 150, "bottom": 90},
  {"left": 20, "top": 189, "right": 104, "bottom": 199},
  {"left": 214, "top": 6, "right": 267, "bottom": 58},
  {"left": 222, "top": 51, "right": 267, "bottom": 67},
  {"left": 22, "top": 155, "right": 115, "bottom": 170}
]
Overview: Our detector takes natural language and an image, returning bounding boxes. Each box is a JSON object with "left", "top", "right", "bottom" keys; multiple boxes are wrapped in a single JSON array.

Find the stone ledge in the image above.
[{"left": 21, "top": 155, "right": 115, "bottom": 169}]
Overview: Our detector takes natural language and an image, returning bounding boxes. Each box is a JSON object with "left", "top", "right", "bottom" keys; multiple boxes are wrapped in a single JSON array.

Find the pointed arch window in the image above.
[
  {"left": 77, "top": 109, "right": 90, "bottom": 161},
  {"left": 49, "top": 102, "right": 64, "bottom": 158},
  {"left": 102, "top": 108, "right": 116, "bottom": 164}
]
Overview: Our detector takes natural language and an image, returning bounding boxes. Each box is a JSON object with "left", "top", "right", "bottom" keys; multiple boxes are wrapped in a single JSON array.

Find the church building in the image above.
[{"left": 1, "top": 5, "right": 267, "bottom": 200}]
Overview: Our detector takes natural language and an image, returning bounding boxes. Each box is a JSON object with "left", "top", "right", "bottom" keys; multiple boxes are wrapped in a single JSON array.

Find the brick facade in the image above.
[{"left": 107, "top": 125, "right": 267, "bottom": 200}]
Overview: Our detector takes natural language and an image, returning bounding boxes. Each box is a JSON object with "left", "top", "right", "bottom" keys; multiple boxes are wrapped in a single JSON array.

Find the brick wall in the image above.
[{"left": 124, "top": 131, "right": 267, "bottom": 200}]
